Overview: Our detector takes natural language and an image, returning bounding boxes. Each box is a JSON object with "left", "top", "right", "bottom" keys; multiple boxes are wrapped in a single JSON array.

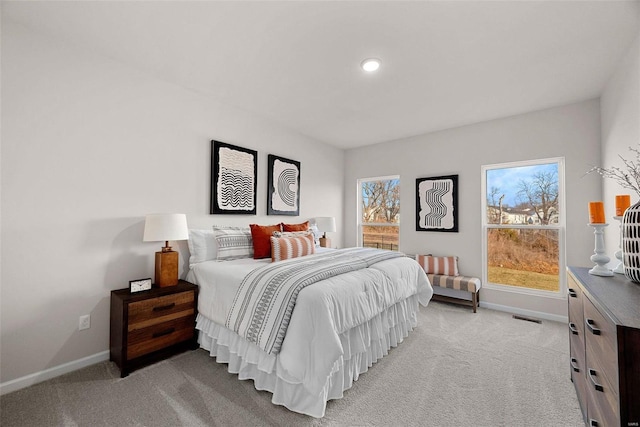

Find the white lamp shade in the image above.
[
  {"left": 143, "top": 214, "right": 189, "bottom": 242},
  {"left": 315, "top": 217, "right": 336, "bottom": 233}
]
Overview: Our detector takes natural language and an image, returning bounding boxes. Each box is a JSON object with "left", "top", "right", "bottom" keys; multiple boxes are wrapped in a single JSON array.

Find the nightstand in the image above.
[{"left": 110, "top": 280, "right": 198, "bottom": 377}]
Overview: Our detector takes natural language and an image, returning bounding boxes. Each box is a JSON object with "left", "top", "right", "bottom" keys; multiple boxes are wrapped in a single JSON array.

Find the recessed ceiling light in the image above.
[{"left": 361, "top": 58, "right": 381, "bottom": 72}]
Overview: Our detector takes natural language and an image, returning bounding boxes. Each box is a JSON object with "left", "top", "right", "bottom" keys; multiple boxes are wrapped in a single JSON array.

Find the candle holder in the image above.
[
  {"left": 613, "top": 216, "right": 624, "bottom": 274},
  {"left": 589, "top": 223, "right": 613, "bottom": 276}
]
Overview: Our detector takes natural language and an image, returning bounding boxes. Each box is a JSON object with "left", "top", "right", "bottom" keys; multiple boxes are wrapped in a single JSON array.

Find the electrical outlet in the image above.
[{"left": 79, "top": 314, "right": 91, "bottom": 331}]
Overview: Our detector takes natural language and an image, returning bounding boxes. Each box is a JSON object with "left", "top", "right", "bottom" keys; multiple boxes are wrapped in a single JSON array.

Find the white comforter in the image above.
[{"left": 187, "top": 250, "right": 432, "bottom": 413}]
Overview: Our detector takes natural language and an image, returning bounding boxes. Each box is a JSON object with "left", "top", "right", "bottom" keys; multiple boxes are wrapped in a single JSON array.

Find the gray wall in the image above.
[
  {"left": 1, "top": 21, "right": 344, "bottom": 384},
  {"left": 601, "top": 32, "right": 640, "bottom": 258},
  {"left": 344, "top": 100, "right": 602, "bottom": 319}
]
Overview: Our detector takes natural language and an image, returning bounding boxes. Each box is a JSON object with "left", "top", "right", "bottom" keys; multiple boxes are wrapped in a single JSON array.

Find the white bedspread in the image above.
[{"left": 187, "top": 250, "right": 433, "bottom": 417}]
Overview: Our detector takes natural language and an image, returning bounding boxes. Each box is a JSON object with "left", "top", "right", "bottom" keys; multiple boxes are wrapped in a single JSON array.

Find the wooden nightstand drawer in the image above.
[
  {"left": 110, "top": 280, "right": 198, "bottom": 377},
  {"left": 127, "top": 316, "right": 195, "bottom": 360},
  {"left": 128, "top": 291, "right": 195, "bottom": 330}
]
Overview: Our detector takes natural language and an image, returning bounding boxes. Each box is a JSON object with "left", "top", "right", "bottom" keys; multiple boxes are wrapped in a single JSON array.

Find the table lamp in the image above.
[
  {"left": 315, "top": 217, "right": 336, "bottom": 248},
  {"left": 143, "top": 213, "right": 189, "bottom": 287}
]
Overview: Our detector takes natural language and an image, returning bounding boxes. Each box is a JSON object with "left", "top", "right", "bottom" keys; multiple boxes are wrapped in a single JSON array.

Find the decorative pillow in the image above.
[
  {"left": 273, "top": 230, "right": 314, "bottom": 238},
  {"left": 213, "top": 226, "right": 253, "bottom": 261},
  {"left": 187, "top": 229, "right": 217, "bottom": 266},
  {"left": 281, "top": 221, "right": 309, "bottom": 232},
  {"left": 415, "top": 254, "right": 459, "bottom": 276},
  {"left": 250, "top": 223, "right": 282, "bottom": 259},
  {"left": 271, "top": 233, "right": 315, "bottom": 262}
]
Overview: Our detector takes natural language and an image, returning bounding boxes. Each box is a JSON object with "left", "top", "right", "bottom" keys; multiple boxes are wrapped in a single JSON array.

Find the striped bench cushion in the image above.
[{"left": 428, "top": 274, "right": 482, "bottom": 293}]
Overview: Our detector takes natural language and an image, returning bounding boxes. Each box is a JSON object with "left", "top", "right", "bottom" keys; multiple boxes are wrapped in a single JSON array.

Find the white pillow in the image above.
[{"left": 187, "top": 229, "right": 217, "bottom": 266}]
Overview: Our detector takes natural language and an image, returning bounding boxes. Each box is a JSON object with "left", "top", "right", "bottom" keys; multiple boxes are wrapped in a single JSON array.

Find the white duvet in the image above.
[{"left": 187, "top": 250, "right": 433, "bottom": 416}]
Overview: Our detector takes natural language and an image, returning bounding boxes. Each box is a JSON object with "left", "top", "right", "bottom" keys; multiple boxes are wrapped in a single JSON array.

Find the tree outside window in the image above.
[
  {"left": 483, "top": 160, "right": 564, "bottom": 293},
  {"left": 359, "top": 177, "right": 400, "bottom": 251}
]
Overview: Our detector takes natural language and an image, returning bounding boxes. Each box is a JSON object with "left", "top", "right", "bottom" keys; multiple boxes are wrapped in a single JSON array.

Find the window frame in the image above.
[
  {"left": 357, "top": 175, "right": 401, "bottom": 249},
  {"left": 481, "top": 157, "right": 566, "bottom": 299}
]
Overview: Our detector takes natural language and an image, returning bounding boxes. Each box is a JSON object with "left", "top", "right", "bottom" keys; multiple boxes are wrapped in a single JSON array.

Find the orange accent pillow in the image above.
[
  {"left": 281, "top": 221, "right": 309, "bottom": 232},
  {"left": 250, "top": 224, "right": 282, "bottom": 259}
]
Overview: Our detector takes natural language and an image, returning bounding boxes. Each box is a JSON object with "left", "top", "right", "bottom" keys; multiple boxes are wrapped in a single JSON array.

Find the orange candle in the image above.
[
  {"left": 615, "top": 195, "right": 631, "bottom": 216},
  {"left": 589, "top": 201, "right": 605, "bottom": 224}
]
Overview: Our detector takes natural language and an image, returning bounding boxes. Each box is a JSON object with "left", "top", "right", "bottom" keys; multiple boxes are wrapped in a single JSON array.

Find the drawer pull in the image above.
[
  {"left": 569, "top": 323, "right": 579, "bottom": 335},
  {"left": 153, "top": 302, "right": 176, "bottom": 312},
  {"left": 570, "top": 357, "right": 580, "bottom": 373},
  {"left": 585, "top": 318, "right": 601, "bottom": 335},
  {"left": 588, "top": 369, "right": 604, "bottom": 392},
  {"left": 152, "top": 327, "right": 175, "bottom": 338},
  {"left": 568, "top": 288, "right": 577, "bottom": 298},
  {"left": 589, "top": 419, "right": 599, "bottom": 427}
]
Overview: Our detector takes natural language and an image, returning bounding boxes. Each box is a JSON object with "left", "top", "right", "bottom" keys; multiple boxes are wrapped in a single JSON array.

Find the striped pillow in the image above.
[
  {"left": 272, "top": 230, "right": 313, "bottom": 238},
  {"left": 270, "top": 234, "right": 315, "bottom": 262},
  {"left": 416, "top": 254, "right": 459, "bottom": 276},
  {"left": 213, "top": 226, "right": 254, "bottom": 261}
]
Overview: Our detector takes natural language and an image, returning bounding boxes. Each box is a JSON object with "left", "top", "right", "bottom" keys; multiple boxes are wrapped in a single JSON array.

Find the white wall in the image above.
[
  {"left": 344, "top": 100, "right": 602, "bottom": 319},
  {"left": 601, "top": 32, "right": 640, "bottom": 258},
  {"left": 0, "top": 20, "right": 344, "bottom": 384}
]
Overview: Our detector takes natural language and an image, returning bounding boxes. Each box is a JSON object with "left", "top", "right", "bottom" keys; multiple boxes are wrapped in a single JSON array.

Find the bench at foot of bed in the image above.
[{"left": 427, "top": 274, "right": 482, "bottom": 313}]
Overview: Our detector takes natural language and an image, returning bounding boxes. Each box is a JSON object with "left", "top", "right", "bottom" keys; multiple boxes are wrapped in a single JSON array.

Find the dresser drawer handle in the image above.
[
  {"left": 589, "top": 419, "right": 599, "bottom": 427},
  {"left": 569, "top": 323, "right": 579, "bottom": 335},
  {"left": 588, "top": 369, "right": 604, "bottom": 392},
  {"left": 568, "top": 288, "right": 577, "bottom": 298},
  {"left": 153, "top": 302, "right": 176, "bottom": 312},
  {"left": 570, "top": 357, "right": 580, "bottom": 373},
  {"left": 152, "top": 327, "right": 175, "bottom": 338},
  {"left": 585, "top": 319, "right": 601, "bottom": 335}
]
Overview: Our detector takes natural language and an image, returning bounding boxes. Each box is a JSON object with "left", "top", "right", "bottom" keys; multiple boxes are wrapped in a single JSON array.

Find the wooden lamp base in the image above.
[
  {"left": 155, "top": 250, "right": 179, "bottom": 287},
  {"left": 319, "top": 237, "right": 331, "bottom": 248}
]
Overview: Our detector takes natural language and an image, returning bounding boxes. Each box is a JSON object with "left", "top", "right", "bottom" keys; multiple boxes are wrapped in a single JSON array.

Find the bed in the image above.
[{"left": 185, "top": 228, "right": 433, "bottom": 418}]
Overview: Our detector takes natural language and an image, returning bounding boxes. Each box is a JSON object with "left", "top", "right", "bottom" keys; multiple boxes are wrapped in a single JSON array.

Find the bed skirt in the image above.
[{"left": 196, "top": 294, "right": 421, "bottom": 418}]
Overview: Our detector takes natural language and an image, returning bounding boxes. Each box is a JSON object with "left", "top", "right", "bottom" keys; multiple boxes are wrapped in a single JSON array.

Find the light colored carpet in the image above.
[{"left": 0, "top": 301, "right": 584, "bottom": 426}]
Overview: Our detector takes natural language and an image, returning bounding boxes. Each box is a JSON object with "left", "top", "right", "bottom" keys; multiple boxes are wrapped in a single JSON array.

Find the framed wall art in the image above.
[
  {"left": 267, "top": 154, "right": 300, "bottom": 216},
  {"left": 210, "top": 140, "right": 257, "bottom": 215},
  {"left": 416, "top": 174, "right": 458, "bottom": 232}
]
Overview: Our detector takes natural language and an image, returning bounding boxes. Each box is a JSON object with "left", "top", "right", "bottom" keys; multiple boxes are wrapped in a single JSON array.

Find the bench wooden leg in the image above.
[{"left": 472, "top": 291, "right": 478, "bottom": 313}]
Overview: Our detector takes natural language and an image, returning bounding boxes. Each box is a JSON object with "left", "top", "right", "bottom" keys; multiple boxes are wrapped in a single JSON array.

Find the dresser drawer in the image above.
[
  {"left": 584, "top": 296, "right": 618, "bottom": 396},
  {"left": 570, "top": 338, "right": 588, "bottom": 421},
  {"left": 586, "top": 370, "right": 620, "bottom": 427},
  {"left": 128, "top": 291, "right": 195, "bottom": 331},
  {"left": 568, "top": 280, "right": 584, "bottom": 338},
  {"left": 127, "top": 315, "right": 195, "bottom": 360}
]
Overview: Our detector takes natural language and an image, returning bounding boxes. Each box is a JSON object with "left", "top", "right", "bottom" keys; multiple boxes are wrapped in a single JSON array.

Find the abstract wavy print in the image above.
[
  {"left": 417, "top": 175, "right": 457, "bottom": 231},
  {"left": 217, "top": 147, "right": 255, "bottom": 211}
]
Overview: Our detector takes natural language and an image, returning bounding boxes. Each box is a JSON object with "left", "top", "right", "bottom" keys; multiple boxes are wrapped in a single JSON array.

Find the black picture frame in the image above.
[
  {"left": 210, "top": 140, "right": 257, "bottom": 215},
  {"left": 416, "top": 174, "right": 459, "bottom": 232},
  {"left": 267, "top": 154, "right": 301, "bottom": 216}
]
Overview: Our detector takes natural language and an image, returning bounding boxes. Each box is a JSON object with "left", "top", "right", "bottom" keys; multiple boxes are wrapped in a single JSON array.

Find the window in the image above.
[
  {"left": 482, "top": 158, "right": 565, "bottom": 295},
  {"left": 357, "top": 176, "right": 400, "bottom": 251}
]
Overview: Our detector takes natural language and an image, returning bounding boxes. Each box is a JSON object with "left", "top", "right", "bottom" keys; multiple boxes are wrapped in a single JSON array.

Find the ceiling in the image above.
[{"left": 4, "top": 1, "right": 639, "bottom": 149}]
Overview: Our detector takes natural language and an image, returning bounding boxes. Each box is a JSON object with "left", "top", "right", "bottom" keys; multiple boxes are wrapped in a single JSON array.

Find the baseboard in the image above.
[
  {"left": 480, "top": 301, "right": 568, "bottom": 324},
  {"left": 0, "top": 350, "right": 110, "bottom": 396}
]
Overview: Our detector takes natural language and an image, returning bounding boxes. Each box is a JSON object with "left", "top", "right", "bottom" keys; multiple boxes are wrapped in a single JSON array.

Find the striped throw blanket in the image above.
[{"left": 225, "top": 247, "right": 404, "bottom": 355}]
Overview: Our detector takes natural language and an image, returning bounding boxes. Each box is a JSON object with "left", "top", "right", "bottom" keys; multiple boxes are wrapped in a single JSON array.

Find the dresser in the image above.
[
  {"left": 110, "top": 280, "right": 198, "bottom": 377},
  {"left": 567, "top": 267, "right": 640, "bottom": 427}
]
